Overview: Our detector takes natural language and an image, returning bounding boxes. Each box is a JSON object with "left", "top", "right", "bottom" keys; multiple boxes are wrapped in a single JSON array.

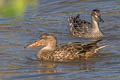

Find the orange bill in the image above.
[{"left": 24, "top": 40, "right": 42, "bottom": 48}]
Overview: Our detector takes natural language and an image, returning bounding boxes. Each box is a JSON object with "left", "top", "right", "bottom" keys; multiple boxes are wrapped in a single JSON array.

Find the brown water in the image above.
[{"left": 0, "top": 0, "right": 120, "bottom": 80}]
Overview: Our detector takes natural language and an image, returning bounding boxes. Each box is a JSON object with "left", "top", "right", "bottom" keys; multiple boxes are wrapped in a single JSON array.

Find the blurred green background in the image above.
[{"left": 0, "top": 0, "right": 38, "bottom": 17}]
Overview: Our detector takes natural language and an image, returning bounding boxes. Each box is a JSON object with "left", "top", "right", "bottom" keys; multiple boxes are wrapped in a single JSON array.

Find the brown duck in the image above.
[{"left": 25, "top": 33, "right": 107, "bottom": 62}]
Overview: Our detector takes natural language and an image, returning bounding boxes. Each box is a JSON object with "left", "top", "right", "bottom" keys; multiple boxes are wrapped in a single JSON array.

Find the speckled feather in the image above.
[
  {"left": 68, "top": 10, "right": 104, "bottom": 39},
  {"left": 37, "top": 40, "right": 101, "bottom": 62},
  {"left": 25, "top": 33, "right": 105, "bottom": 62},
  {"left": 69, "top": 15, "right": 92, "bottom": 37}
]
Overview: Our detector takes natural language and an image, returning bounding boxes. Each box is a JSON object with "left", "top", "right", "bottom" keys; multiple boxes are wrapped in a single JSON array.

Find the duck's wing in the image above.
[
  {"left": 52, "top": 40, "right": 105, "bottom": 61},
  {"left": 68, "top": 14, "right": 92, "bottom": 37},
  {"left": 54, "top": 40, "right": 102, "bottom": 55},
  {"left": 52, "top": 42, "right": 83, "bottom": 62}
]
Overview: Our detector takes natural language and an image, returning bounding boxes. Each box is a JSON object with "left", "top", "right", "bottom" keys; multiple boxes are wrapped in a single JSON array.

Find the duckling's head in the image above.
[
  {"left": 25, "top": 33, "right": 57, "bottom": 49},
  {"left": 91, "top": 9, "right": 104, "bottom": 22}
]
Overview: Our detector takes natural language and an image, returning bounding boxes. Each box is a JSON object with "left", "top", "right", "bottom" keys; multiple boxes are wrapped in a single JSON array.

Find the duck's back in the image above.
[
  {"left": 69, "top": 15, "right": 93, "bottom": 38},
  {"left": 71, "top": 20, "right": 92, "bottom": 36},
  {"left": 52, "top": 41, "right": 100, "bottom": 62},
  {"left": 52, "top": 42, "right": 82, "bottom": 62},
  {"left": 37, "top": 43, "right": 81, "bottom": 62}
]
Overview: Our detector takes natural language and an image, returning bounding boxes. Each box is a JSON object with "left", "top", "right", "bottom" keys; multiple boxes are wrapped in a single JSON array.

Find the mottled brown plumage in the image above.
[
  {"left": 25, "top": 33, "right": 107, "bottom": 62},
  {"left": 68, "top": 9, "right": 104, "bottom": 40}
]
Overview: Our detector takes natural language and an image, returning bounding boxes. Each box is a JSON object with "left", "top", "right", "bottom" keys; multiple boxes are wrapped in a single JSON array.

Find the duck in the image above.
[
  {"left": 24, "top": 33, "right": 107, "bottom": 62},
  {"left": 68, "top": 9, "right": 104, "bottom": 40}
]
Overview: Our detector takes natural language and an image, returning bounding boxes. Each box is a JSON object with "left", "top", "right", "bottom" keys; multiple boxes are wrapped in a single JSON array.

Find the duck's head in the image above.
[
  {"left": 91, "top": 9, "right": 104, "bottom": 22},
  {"left": 25, "top": 33, "right": 57, "bottom": 49}
]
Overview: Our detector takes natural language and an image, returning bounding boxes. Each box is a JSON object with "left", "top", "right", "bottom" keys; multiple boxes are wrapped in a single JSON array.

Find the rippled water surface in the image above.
[{"left": 0, "top": 0, "right": 120, "bottom": 80}]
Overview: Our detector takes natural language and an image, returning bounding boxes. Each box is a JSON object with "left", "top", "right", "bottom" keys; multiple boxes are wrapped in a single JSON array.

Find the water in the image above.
[{"left": 0, "top": 0, "right": 120, "bottom": 80}]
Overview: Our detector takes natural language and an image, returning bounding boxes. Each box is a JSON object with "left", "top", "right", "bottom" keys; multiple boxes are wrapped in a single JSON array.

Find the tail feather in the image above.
[
  {"left": 68, "top": 14, "right": 81, "bottom": 24},
  {"left": 81, "top": 39, "right": 102, "bottom": 52},
  {"left": 90, "top": 39, "right": 102, "bottom": 44},
  {"left": 83, "top": 39, "right": 102, "bottom": 47},
  {"left": 95, "top": 44, "right": 109, "bottom": 53}
]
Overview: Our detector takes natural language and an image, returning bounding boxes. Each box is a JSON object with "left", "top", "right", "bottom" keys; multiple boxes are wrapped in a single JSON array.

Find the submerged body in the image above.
[
  {"left": 25, "top": 33, "right": 107, "bottom": 62},
  {"left": 68, "top": 9, "right": 104, "bottom": 40}
]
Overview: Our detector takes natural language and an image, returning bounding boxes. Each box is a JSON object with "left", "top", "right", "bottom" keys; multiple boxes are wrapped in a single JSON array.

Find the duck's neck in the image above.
[
  {"left": 39, "top": 43, "right": 57, "bottom": 54},
  {"left": 37, "top": 43, "right": 57, "bottom": 59},
  {"left": 42, "top": 44, "right": 56, "bottom": 51},
  {"left": 91, "top": 16, "right": 100, "bottom": 32}
]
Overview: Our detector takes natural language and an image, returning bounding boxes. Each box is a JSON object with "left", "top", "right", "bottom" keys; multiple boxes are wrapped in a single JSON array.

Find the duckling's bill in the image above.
[{"left": 24, "top": 40, "right": 42, "bottom": 48}]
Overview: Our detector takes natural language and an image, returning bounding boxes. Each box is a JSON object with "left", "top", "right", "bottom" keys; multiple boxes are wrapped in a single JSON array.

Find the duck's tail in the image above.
[
  {"left": 95, "top": 44, "right": 109, "bottom": 53},
  {"left": 90, "top": 39, "right": 102, "bottom": 44},
  {"left": 68, "top": 14, "right": 81, "bottom": 23},
  {"left": 83, "top": 39, "right": 109, "bottom": 52},
  {"left": 84, "top": 39, "right": 102, "bottom": 47},
  {"left": 89, "top": 39, "right": 109, "bottom": 52},
  {"left": 77, "top": 39, "right": 109, "bottom": 60}
]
